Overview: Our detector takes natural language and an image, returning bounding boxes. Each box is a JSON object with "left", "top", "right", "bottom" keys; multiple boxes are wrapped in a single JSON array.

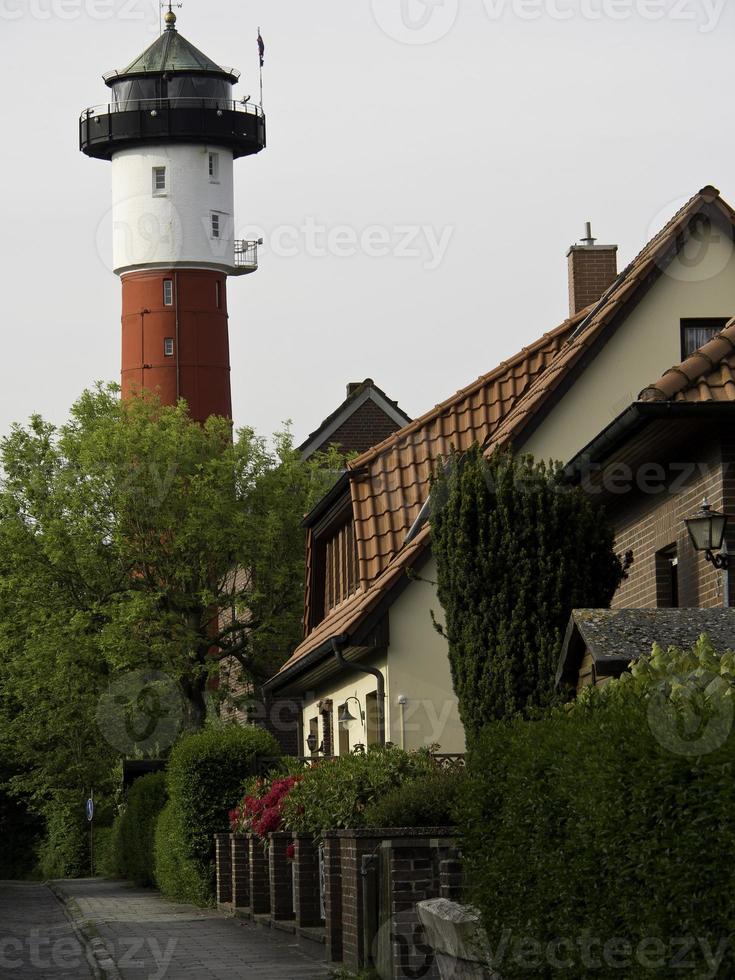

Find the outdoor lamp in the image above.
[
  {"left": 338, "top": 697, "right": 365, "bottom": 726},
  {"left": 685, "top": 499, "right": 731, "bottom": 569},
  {"left": 306, "top": 732, "right": 322, "bottom": 754}
]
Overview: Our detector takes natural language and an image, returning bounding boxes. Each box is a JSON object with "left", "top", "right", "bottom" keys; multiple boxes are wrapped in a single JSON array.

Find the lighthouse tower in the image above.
[{"left": 80, "top": 9, "right": 266, "bottom": 421}]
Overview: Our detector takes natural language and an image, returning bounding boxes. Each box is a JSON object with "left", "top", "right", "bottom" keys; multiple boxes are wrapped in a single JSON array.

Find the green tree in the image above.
[
  {"left": 431, "top": 446, "right": 622, "bottom": 737},
  {"left": 0, "top": 385, "right": 342, "bottom": 826}
]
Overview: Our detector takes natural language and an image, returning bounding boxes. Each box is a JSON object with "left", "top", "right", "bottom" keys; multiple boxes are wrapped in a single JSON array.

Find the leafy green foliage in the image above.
[
  {"left": 0, "top": 385, "right": 343, "bottom": 865},
  {"left": 36, "top": 791, "right": 90, "bottom": 880},
  {"left": 109, "top": 772, "right": 167, "bottom": 886},
  {"left": 155, "top": 724, "right": 279, "bottom": 903},
  {"left": 431, "top": 447, "right": 622, "bottom": 736},
  {"left": 460, "top": 639, "right": 735, "bottom": 979},
  {"left": 281, "top": 747, "right": 436, "bottom": 836},
  {"left": 363, "top": 764, "right": 465, "bottom": 829},
  {"left": 153, "top": 801, "right": 212, "bottom": 907}
]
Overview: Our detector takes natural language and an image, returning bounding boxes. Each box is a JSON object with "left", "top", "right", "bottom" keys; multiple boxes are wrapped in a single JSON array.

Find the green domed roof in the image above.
[{"left": 106, "top": 20, "right": 237, "bottom": 83}]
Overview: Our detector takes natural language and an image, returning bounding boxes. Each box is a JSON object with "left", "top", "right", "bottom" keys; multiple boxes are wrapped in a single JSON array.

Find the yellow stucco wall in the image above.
[
  {"left": 386, "top": 557, "right": 464, "bottom": 754},
  {"left": 522, "top": 226, "right": 735, "bottom": 466},
  {"left": 300, "top": 559, "right": 464, "bottom": 756}
]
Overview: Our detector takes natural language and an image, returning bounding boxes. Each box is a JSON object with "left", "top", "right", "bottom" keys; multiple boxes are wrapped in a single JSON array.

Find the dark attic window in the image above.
[{"left": 680, "top": 318, "right": 730, "bottom": 359}]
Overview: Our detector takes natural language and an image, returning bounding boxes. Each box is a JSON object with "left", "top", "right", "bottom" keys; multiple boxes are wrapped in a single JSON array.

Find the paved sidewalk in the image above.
[
  {"left": 0, "top": 881, "right": 94, "bottom": 979},
  {"left": 55, "top": 879, "right": 329, "bottom": 980}
]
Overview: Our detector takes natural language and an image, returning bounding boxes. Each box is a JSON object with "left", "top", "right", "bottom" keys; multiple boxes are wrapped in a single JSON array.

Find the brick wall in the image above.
[
  {"left": 567, "top": 244, "right": 618, "bottom": 316},
  {"left": 293, "top": 835, "right": 323, "bottom": 929},
  {"left": 608, "top": 429, "right": 734, "bottom": 610},
  {"left": 215, "top": 834, "right": 232, "bottom": 906},
  {"left": 249, "top": 835, "right": 271, "bottom": 916},
  {"left": 268, "top": 832, "right": 295, "bottom": 920},
  {"left": 231, "top": 834, "right": 250, "bottom": 912},
  {"left": 339, "top": 830, "right": 384, "bottom": 971},
  {"left": 328, "top": 398, "right": 405, "bottom": 456},
  {"left": 386, "top": 837, "right": 456, "bottom": 980},
  {"left": 324, "top": 832, "right": 343, "bottom": 963}
]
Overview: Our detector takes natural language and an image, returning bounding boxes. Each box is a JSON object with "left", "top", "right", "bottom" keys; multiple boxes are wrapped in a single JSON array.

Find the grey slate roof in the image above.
[{"left": 556, "top": 608, "right": 735, "bottom": 689}]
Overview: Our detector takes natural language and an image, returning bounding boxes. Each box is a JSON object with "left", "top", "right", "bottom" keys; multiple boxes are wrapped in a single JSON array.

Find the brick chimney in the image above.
[
  {"left": 346, "top": 379, "right": 373, "bottom": 398},
  {"left": 567, "top": 223, "right": 618, "bottom": 316}
]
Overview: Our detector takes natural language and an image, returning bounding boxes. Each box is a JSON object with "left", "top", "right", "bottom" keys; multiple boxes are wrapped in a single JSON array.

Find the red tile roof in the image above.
[
  {"left": 639, "top": 318, "right": 735, "bottom": 403},
  {"left": 275, "top": 185, "right": 735, "bottom": 681}
]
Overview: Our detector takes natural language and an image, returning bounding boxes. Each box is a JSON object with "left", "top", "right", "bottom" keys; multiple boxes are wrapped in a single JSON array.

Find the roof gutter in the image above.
[
  {"left": 564, "top": 401, "right": 735, "bottom": 483},
  {"left": 331, "top": 635, "right": 386, "bottom": 747}
]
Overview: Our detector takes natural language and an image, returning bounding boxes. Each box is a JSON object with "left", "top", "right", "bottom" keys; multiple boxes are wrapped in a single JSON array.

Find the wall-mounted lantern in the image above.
[
  {"left": 685, "top": 499, "right": 730, "bottom": 570},
  {"left": 338, "top": 697, "right": 365, "bottom": 727}
]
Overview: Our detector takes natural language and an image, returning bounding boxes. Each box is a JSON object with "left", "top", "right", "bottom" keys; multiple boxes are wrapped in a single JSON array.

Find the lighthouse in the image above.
[{"left": 80, "top": 8, "right": 266, "bottom": 422}]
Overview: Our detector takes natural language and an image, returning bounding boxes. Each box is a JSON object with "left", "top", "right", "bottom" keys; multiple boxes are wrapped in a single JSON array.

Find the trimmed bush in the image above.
[
  {"left": 461, "top": 639, "right": 735, "bottom": 979},
  {"left": 153, "top": 801, "right": 212, "bottom": 907},
  {"left": 281, "top": 747, "right": 436, "bottom": 835},
  {"left": 36, "top": 792, "right": 89, "bottom": 879},
  {"left": 154, "top": 724, "right": 279, "bottom": 904},
  {"left": 111, "top": 772, "right": 167, "bottom": 886},
  {"left": 363, "top": 764, "right": 465, "bottom": 829}
]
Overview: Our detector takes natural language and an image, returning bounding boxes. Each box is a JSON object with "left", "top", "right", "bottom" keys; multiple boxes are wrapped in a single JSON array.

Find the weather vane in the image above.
[{"left": 160, "top": 0, "right": 183, "bottom": 34}]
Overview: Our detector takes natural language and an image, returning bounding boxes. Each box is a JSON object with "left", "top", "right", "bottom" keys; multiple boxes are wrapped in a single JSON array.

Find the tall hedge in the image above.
[
  {"left": 460, "top": 643, "right": 735, "bottom": 978},
  {"left": 431, "top": 447, "right": 622, "bottom": 735},
  {"left": 154, "top": 724, "right": 279, "bottom": 904},
  {"left": 109, "top": 771, "right": 167, "bottom": 886}
]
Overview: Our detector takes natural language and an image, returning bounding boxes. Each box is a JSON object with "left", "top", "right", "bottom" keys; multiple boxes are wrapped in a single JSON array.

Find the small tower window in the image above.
[
  {"left": 215, "top": 281, "right": 222, "bottom": 309},
  {"left": 164, "top": 338, "right": 174, "bottom": 357},
  {"left": 209, "top": 153, "right": 220, "bottom": 182},
  {"left": 211, "top": 213, "right": 221, "bottom": 239},
  {"left": 152, "top": 166, "right": 167, "bottom": 194},
  {"left": 163, "top": 279, "right": 174, "bottom": 306}
]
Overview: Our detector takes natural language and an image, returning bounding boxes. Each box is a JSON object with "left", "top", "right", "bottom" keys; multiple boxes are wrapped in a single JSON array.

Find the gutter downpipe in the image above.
[{"left": 331, "top": 635, "right": 386, "bottom": 747}]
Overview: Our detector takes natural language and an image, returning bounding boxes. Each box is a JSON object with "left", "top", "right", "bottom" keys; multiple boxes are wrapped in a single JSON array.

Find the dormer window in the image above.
[
  {"left": 681, "top": 318, "right": 730, "bottom": 359},
  {"left": 324, "top": 519, "right": 359, "bottom": 615}
]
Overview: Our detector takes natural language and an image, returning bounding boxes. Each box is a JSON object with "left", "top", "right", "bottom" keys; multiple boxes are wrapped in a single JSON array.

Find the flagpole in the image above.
[{"left": 258, "top": 26, "right": 264, "bottom": 108}]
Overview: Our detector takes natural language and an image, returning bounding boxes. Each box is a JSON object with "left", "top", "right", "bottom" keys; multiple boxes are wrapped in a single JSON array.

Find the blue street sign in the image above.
[{"left": 86, "top": 798, "right": 94, "bottom": 822}]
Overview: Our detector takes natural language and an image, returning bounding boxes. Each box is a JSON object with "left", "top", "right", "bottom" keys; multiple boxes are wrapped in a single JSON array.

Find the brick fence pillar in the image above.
[
  {"left": 293, "top": 834, "right": 322, "bottom": 929},
  {"left": 387, "top": 833, "right": 456, "bottom": 980},
  {"left": 231, "top": 834, "right": 250, "bottom": 912},
  {"left": 439, "top": 847, "right": 464, "bottom": 903},
  {"left": 323, "top": 831, "right": 343, "bottom": 964},
  {"left": 268, "top": 831, "right": 295, "bottom": 920},
  {"left": 215, "top": 833, "right": 233, "bottom": 906},
  {"left": 339, "top": 830, "right": 383, "bottom": 972},
  {"left": 248, "top": 834, "right": 271, "bottom": 915}
]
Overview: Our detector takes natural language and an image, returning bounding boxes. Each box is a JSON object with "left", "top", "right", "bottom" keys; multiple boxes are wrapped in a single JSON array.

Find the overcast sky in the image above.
[{"left": 0, "top": 0, "right": 732, "bottom": 445}]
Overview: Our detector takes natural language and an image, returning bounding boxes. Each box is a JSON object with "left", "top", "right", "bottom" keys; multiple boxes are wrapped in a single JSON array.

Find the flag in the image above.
[{"left": 257, "top": 32, "right": 265, "bottom": 68}]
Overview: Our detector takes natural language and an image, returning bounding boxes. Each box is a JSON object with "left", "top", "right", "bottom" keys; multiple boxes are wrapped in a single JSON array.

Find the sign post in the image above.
[{"left": 86, "top": 791, "right": 95, "bottom": 876}]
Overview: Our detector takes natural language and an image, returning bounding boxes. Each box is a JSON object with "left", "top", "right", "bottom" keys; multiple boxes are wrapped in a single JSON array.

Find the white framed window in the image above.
[
  {"left": 211, "top": 213, "right": 221, "bottom": 239},
  {"left": 208, "top": 152, "right": 219, "bottom": 182},
  {"left": 163, "top": 279, "right": 174, "bottom": 306},
  {"left": 164, "top": 338, "right": 174, "bottom": 357},
  {"left": 152, "top": 166, "right": 167, "bottom": 194}
]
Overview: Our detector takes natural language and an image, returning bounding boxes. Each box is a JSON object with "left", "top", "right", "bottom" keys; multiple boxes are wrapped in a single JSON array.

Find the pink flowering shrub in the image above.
[{"left": 229, "top": 775, "right": 302, "bottom": 841}]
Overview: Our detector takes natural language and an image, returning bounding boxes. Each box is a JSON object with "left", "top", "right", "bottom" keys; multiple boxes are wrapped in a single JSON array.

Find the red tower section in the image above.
[{"left": 121, "top": 270, "right": 232, "bottom": 423}]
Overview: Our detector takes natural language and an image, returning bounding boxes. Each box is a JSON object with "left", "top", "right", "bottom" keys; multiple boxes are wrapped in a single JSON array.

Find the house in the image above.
[
  {"left": 557, "top": 609, "right": 735, "bottom": 692},
  {"left": 219, "top": 379, "right": 408, "bottom": 747},
  {"left": 298, "top": 379, "right": 411, "bottom": 460},
  {"left": 265, "top": 185, "right": 735, "bottom": 756}
]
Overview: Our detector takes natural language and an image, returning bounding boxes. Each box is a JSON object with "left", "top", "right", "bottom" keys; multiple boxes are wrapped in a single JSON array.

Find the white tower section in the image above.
[{"left": 111, "top": 143, "right": 235, "bottom": 276}]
